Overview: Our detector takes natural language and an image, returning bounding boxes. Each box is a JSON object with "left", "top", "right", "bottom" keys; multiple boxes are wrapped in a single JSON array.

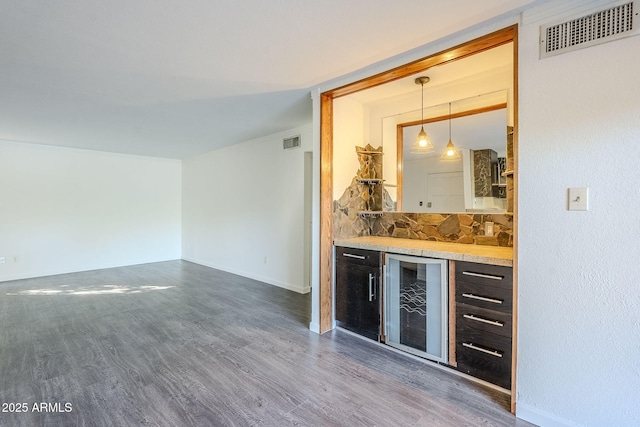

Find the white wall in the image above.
[
  {"left": 310, "top": 89, "right": 322, "bottom": 332},
  {"left": 516, "top": 4, "right": 640, "bottom": 426},
  {"left": 403, "top": 156, "right": 464, "bottom": 212},
  {"left": 333, "top": 97, "right": 365, "bottom": 200},
  {"left": 0, "top": 141, "right": 181, "bottom": 282},
  {"left": 181, "top": 124, "right": 312, "bottom": 294}
]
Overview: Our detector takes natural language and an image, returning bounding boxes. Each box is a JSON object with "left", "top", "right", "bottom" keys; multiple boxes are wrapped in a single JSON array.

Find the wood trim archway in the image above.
[{"left": 319, "top": 24, "right": 518, "bottom": 412}]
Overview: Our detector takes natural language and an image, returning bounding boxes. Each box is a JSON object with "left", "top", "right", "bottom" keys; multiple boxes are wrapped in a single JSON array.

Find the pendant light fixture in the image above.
[
  {"left": 441, "top": 102, "right": 461, "bottom": 161},
  {"left": 410, "top": 76, "right": 434, "bottom": 154}
]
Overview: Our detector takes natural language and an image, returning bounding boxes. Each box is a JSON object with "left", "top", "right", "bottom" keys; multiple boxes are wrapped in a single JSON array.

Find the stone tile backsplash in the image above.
[
  {"left": 374, "top": 212, "right": 512, "bottom": 247},
  {"left": 334, "top": 208, "right": 513, "bottom": 247}
]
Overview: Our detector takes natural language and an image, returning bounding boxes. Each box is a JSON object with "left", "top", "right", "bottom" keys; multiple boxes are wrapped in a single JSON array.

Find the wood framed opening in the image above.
[{"left": 319, "top": 24, "right": 518, "bottom": 412}]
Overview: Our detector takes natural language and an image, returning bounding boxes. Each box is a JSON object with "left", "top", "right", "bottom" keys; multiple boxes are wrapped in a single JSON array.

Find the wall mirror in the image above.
[
  {"left": 383, "top": 91, "right": 508, "bottom": 213},
  {"left": 334, "top": 41, "right": 514, "bottom": 215}
]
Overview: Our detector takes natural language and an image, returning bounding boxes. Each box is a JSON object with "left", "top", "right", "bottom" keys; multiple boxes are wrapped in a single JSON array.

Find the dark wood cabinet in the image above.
[
  {"left": 335, "top": 247, "right": 381, "bottom": 341},
  {"left": 334, "top": 246, "right": 514, "bottom": 389},
  {"left": 454, "top": 261, "right": 513, "bottom": 389}
]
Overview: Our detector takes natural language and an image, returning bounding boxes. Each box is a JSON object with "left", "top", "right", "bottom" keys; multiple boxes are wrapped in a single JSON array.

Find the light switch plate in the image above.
[{"left": 568, "top": 187, "right": 589, "bottom": 211}]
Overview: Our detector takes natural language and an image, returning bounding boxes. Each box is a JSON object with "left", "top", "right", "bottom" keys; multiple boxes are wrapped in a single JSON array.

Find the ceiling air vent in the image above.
[
  {"left": 540, "top": 1, "right": 638, "bottom": 58},
  {"left": 283, "top": 135, "right": 301, "bottom": 150}
]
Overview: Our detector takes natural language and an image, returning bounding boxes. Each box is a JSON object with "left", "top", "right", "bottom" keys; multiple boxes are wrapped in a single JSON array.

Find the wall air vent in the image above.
[
  {"left": 283, "top": 135, "right": 301, "bottom": 150},
  {"left": 540, "top": 1, "right": 638, "bottom": 58}
]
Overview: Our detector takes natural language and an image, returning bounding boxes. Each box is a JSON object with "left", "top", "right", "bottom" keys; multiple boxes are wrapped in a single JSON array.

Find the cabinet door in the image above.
[{"left": 335, "top": 261, "right": 380, "bottom": 341}]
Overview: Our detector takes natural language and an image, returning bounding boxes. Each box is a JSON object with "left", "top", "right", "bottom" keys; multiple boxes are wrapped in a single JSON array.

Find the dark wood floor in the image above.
[{"left": 0, "top": 261, "right": 532, "bottom": 426}]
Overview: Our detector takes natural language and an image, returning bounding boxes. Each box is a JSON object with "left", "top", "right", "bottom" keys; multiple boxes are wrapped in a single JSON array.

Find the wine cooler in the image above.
[{"left": 384, "top": 254, "right": 448, "bottom": 363}]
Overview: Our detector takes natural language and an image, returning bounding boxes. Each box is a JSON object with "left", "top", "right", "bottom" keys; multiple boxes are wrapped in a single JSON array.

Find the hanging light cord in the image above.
[
  {"left": 421, "top": 82, "right": 424, "bottom": 125},
  {"left": 449, "top": 103, "right": 451, "bottom": 140}
]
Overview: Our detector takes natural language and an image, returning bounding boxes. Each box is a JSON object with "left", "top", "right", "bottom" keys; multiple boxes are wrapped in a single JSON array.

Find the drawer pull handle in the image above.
[
  {"left": 462, "top": 271, "right": 503, "bottom": 281},
  {"left": 343, "top": 253, "right": 366, "bottom": 260},
  {"left": 462, "top": 293, "right": 503, "bottom": 304},
  {"left": 463, "top": 314, "right": 504, "bottom": 327},
  {"left": 368, "top": 273, "right": 375, "bottom": 302},
  {"left": 463, "top": 342, "right": 503, "bottom": 358}
]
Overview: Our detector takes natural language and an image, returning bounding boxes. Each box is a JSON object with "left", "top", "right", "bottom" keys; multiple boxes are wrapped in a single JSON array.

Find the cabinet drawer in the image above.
[
  {"left": 336, "top": 246, "right": 381, "bottom": 268},
  {"left": 456, "top": 303, "right": 512, "bottom": 338},
  {"left": 456, "top": 280, "right": 512, "bottom": 313},
  {"left": 456, "top": 329, "right": 512, "bottom": 389},
  {"left": 455, "top": 261, "right": 512, "bottom": 290}
]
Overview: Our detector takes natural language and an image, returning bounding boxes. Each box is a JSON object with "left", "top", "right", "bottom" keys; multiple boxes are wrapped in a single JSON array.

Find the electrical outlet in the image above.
[
  {"left": 485, "top": 222, "right": 494, "bottom": 236},
  {"left": 0, "top": 256, "right": 5, "bottom": 264}
]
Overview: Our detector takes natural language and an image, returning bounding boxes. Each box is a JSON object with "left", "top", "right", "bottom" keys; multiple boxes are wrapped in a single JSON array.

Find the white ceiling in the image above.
[{"left": 0, "top": 0, "right": 542, "bottom": 159}]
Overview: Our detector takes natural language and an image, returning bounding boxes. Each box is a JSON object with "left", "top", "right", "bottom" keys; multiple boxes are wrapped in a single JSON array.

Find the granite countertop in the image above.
[{"left": 334, "top": 236, "right": 513, "bottom": 267}]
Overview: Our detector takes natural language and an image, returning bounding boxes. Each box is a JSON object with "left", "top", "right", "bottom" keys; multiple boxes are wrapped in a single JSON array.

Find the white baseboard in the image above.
[
  {"left": 308, "top": 321, "right": 320, "bottom": 334},
  {"left": 517, "top": 403, "right": 579, "bottom": 427},
  {"left": 307, "top": 320, "right": 337, "bottom": 334},
  {"left": 182, "top": 257, "right": 310, "bottom": 295}
]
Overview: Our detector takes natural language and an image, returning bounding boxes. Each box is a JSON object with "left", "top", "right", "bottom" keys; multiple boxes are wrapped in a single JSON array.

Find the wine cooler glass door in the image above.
[{"left": 385, "top": 254, "right": 448, "bottom": 363}]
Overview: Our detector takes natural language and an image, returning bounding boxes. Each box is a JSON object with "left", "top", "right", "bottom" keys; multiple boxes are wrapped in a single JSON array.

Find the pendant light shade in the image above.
[
  {"left": 441, "top": 103, "right": 461, "bottom": 161},
  {"left": 441, "top": 140, "right": 461, "bottom": 160},
  {"left": 411, "top": 127, "right": 432, "bottom": 153},
  {"left": 411, "top": 76, "right": 434, "bottom": 154}
]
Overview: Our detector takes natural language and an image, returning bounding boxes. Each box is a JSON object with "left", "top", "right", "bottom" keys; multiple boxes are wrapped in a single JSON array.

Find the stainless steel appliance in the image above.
[{"left": 385, "top": 254, "right": 448, "bottom": 363}]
